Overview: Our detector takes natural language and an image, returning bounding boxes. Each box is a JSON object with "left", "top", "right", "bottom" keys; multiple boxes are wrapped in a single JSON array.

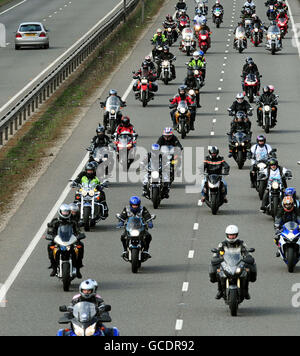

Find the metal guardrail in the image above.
[{"left": 0, "top": 0, "right": 140, "bottom": 146}]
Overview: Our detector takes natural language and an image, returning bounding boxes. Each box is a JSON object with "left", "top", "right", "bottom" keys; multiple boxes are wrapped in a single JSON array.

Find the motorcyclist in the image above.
[
  {"left": 201, "top": 146, "right": 230, "bottom": 203},
  {"left": 243, "top": 0, "right": 256, "bottom": 11},
  {"left": 157, "top": 127, "right": 183, "bottom": 151},
  {"left": 163, "top": 14, "right": 178, "bottom": 42},
  {"left": 242, "top": 57, "right": 261, "bottom": 91},
  {"left": 276, "top": 9, "right": 289, "bottom": 26},
  {"left": 265, "top": 0, "right": 277, "bottom": 5},
  {"left": 100, "top": 90, "right": 126, "bottom": 129},
  {"left": 188, "top": 50, "right": 206, "bottom": 81},
  {"left": 276, "top": 0, "right": 288, "bottom": 13},
  {"left": 184, "top": 71, "right": 201, "bottom": 107},
  {"left": 177, "top": 10, "right": 191, "bottom": 32},
  {"left": 132, "top": 61, "right": 158, "bottom": 98},
  {"left": 151, "top": 29, "right": 167, "bottom": 58},
  {"left": 140, "top": 143, "right": 171, "bottom": 199},
  {"left": 256, "top": 85, "right": 278, "bottom": 127},
  {"left": 143, "top": 55, "right": 157, "bottom": 74},
  {"left": 274, "top": 197, "right": 300, "bottom": 255},
  {"left": 194, "top": 9, "right": 206, "bottom": 25},
  {"left": 198, "top": 18, "right": 211, "bottom": 48},
  {"left": 117, "top": 196, "right": 154, "bottom": 260},
  {"left": 249, "top": 135, "right": 273, "bottom": 188},
  {"left": 209, "top": 225, "right": 257, "bottom": 300},
  {"left": 212, "top": 0, "right": 224, "bottom": 12},
  {"left": 46, "top": 204, "right": 83, "bottom": 278},
  {"left": 284, "top": 188, "right": 300, "bottom": 209},
  {"left": 176, "top": 0, "right": 188, "bottom": 11},
  {"left": 260, "top": 158, "right": 292, "bottom": 212},
  {"left": 169, "top": 85, "right": 195, "bottom": 129},
  {"left": 72, "top": 163, "right": 109, "bottom": 219},
  {"left": 114, "top": 116, "right": 138, "bottom": 142},
  {"left": 228, "top": 93, "right": 252, "bottom": 117},
  {"left": 155, "top": 45, "right": 176, "bottom": 80},
  {"left": 228, "top": 111, "right": 252, "bottom": 158},
  {"left": 89, "top": 125, "right": 111, "bottom": 151}
]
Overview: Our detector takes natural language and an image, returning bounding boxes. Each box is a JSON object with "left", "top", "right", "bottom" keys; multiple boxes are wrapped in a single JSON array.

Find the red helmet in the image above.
[{"left": 121, "top": 116, "right": 130, "bottom": 126}]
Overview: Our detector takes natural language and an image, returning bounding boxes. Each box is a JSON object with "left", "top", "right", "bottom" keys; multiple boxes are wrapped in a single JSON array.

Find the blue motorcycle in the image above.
[{"left": 277, "top": 222, "right": 300, "bottom": 273}]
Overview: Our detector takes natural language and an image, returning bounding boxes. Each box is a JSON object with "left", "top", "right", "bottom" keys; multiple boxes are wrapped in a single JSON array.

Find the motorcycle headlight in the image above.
[
  {"left": 180, "top": 107, "right": 186, "bottom": 114},
  {"left": 85, "top": 323, "right": 97, "bottom": 337},
  {"left": 168, "top": 27, "right": 172, "bottom": 31},
  {"left": 257, "top": 163, "right": 266, "bottom": 170},
  {"left": 130, "top": 230, "right": 140, "bottom": 237},
  {"left": 73, "top": 324, "right": 85, "bottom": 337},
  {"left": 151, "top": 171, "right": 160, "bottom": 180},
  {"left": 82, "top": 190, "right": 88, "bottom": 197},
  {"left": 272, "top": 181, "right": 279, "bottom": 189},
  {"left": 89, "top": 190, "right": 95, "bottom": 197},
  {"left": 254, "top": 28, "right": 259, "bottom": 32},
  {"left": 265, "top": 105, "right": 270, "bottom": 112},
  {"left": 194, "top": 70, "right": 199, "bottom": 75},
  {"left": 271, "top": 34, "right": 276, "bottom": 39},
  {"left": 141, "top": 79, "right": 148, "bottom": 84},
  {"left": 236, "top": 267, "right": 242, "bottom": 275},
  {"left": 208, "top": 182, "right": 218, "bottom": 188},
  {"left": 241, "top": 142, "right": 245, "bottom": 146},
  {"left": 235, "top": 142, "right": 239, "bottom": 147},
  {"left": 110, "top": 109, "right": 115, "bottom": 115},
  {"left": 201, "top": 35, "right": 207, "bottom": 40}
]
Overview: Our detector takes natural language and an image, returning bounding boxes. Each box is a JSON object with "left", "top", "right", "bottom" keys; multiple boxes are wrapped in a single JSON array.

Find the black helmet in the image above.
[
  {"left": 96, "top": 125, "right": 105, "bottom": 134},
  {"left": 121, "top": 116, "right": 130, "bottom": 127},
  {"left": 178, "top": 85, "right": 187, "bottom": 97},
  {"left": 209, "top": 146, "right": 219, "bottom": 158},
  {"left": 246, "top": 56, "right": 253, "bottom": 63},
  {"left": 268, "top": 158, "right": 278, "bottom": 169},
  {"left": 85, "top": 162, "right": 96, "bottom": 179},
  {"left": 163, "top": 45, "right": 169, "bottom": 53}
]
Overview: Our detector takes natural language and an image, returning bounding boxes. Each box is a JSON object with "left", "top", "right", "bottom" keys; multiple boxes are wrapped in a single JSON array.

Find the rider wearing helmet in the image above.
[
  {"left": 117, "top": 197, "right": 154, "bottom": 260},
  {"left": 89, "top": 125, "right": 111, "bottom": 151},
  {"left": 140, "top": 144, "right": 171, "bottom": 199},
  {"left": 188, "top": 51, "right": 206, "bottom": 80},
  {"left": 229, "top": 92, "right": 252, "bottom": 116},
  {"left": 256, "top": 85, "right": 278, "bottom": 127},
  {"left": 176, "top": 0, "right": 187, "bottom": 11},
  {"left": 73, "top": 163, "right": 109, "bottom": 219},
  {"left": 169, "top": 85, "right": 195, "bottom": 129},
  {"left": 209, "top": 225, "right": 257, "bottom": 300},
  {"left": 151, "top": 28, "right": 167, "bottom": 58},
  {"left": 46, "top": 204, "right": 83, "bottom": 277},
  {"left": 101, "top": 90, "right": 126, "bottom": 129},
  {"left": 114, "top": 116, "right": 138, "bottom": 141},
  {"left": 260, "top": 158, "right": 292, "bottom": 212},
  {"left": 249, "top": 135, "right": 273, "bottom": 188},
  {"left": 155, "top": 45, "right": 176, "bottom": 79},
  {"left": 242, "top": 58, "right": 261, "bottom": 91},
  {"left": 163, "top": 14, "right": 178, "bottom": 42},
  {"left": 201, "top": 146, "right": 230, "bottom": 203}
]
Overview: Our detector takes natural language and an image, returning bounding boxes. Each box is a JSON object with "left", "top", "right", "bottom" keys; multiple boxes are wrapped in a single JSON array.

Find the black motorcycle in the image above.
[
  {"left": 212, "top": 246, "right": 255, "bottom": 316},
  {"left": 203, "top": 174, "right": 228, "bottom": 215},
  {"left": 228, "top": 130, "right": 251, "bottom": 169}
]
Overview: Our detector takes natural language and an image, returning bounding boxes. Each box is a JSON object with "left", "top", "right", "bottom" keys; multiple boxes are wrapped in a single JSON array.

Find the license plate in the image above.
[{"left": 25, "top": 33, "right": 36, "bottom": 37}]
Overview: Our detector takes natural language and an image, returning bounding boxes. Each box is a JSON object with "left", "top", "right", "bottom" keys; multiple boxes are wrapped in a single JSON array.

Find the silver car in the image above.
[{"left": 15, "top": 22, "right": 49, "bottom": 50}]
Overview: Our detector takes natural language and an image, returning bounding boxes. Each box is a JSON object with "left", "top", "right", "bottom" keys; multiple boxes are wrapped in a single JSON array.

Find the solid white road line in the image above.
[
  {"left": 0, "top": 0, "right": 26, "bottom": 16},
  {"left": 286, "top": 0, "right": 300, "bottom": 58}
]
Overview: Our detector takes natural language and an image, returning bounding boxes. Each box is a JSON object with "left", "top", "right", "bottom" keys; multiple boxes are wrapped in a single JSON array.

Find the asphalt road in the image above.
[
  {"left": 0, "top": 0, "right": 300, "bottom": 336},
  {"left": 0, "top": 0, "right": 121, "bottom": 108}
]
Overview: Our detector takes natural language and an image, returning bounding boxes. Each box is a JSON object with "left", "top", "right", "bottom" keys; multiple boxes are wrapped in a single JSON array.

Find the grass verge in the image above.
[{"left": 0, "top": 0, "right": 166, "bottom": 215}]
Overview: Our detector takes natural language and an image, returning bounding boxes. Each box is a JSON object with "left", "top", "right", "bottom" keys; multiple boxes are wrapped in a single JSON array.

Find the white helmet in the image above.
[
  {"left": 79, "top": 279, "right": 98, "bottom": 300},
  {"left": 225, "top": 225, "right": 239, "bottom": 244}
]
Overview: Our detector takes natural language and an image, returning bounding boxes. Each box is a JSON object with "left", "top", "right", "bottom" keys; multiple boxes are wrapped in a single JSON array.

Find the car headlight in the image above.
[{"left": 151, "top": 171, "right": 160, "bottom": 180}]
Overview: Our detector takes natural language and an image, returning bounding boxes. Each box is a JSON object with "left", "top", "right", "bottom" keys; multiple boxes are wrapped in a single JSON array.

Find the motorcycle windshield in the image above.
[
  {"left": 57, "top": 225, "right": 73, "bottom": 242},
  {"left": 235, "top": 27, "right": 246, "bottom": 37},
  {"left": 81, "top": 181, "right": 98, "bottom": 191},
  {"left": 106, "top": 96, "right": 121, "bottom": 111},
  {"left": 126, "top": 217, "right": 144, "bottom": 234},
  {"left": 93, "top": 147, "right": 108, "bottom": 161},
  {"left": 73, "top": 302, "right": 97, "bottom": 323},
  {"left": 182, "top": 28, "right": 194, "bottom": 39},
  {"left": 119, "top": 134, "right": 132, "bottom": 145},
  {"left": 208, "top": 174, "right": 221, "bottom": 184},
  {"left": 177, "top": 101, "right": 189, "bottom": 111},
  {"left": 214, "top": 8, "right": 222, "bottom": 14},
  {"left": 234, "top": 131, "right": 246, "bottom": 142},
  {"left": 199, "top": 30, "right": 208, "bottom": 36},
  {"left": 268, "top": 26, "right": 280, "bottom": 34},
  {"left": 283, "top": 221, "right": 299, "bottom": 234},
  {"left": 223, "top": 247, "right": 242, "bottom": 268},
  {"left": 246, "top": 73, "right": 256, "bottom": 82}
]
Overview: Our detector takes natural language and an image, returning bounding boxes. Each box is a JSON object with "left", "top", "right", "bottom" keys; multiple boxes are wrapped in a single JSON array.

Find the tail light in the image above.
[
  {"left": 16, "top": 33, "right": 22, "bottom": 38},
  {"left": 39, "top": 32, "right": 46, "bottom": 38}
]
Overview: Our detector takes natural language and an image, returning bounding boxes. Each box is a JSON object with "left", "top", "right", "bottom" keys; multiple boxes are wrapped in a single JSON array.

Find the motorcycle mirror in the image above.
[
  {"left": 59, "top": 305, "right": 68, "bottom": 312},
  {"left": 99, "top": 304, "right": 111, "bottom": 312},
  {"left": 211, "top": 248, "right": 218, "bottom": 253},
  {"left": 151, "top": 214, "right": 156, "bottom": 220},
  {"left": 248, "top": 248, "right": 255, "bottom": 253},
  {"left": 102, "top": 180, "right": 109, "bottom": 188},
  {"left": 271, "top": 148, "right": 277, "bottom": 153},
  {"left": 116, "top": 213, "right": 121, "bottom": 219},
  {"left": 78, "top": 233, "right": 86, "bottom": 240}
]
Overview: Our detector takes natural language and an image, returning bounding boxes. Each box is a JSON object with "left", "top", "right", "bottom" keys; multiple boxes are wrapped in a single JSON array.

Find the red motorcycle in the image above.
[
  {"left": 250, "top": 24, "right": 263, "bottom": 47},
  {"left": 243, "top": 73, "right": 259, "bottom": 103},
  {"left": 113, "top": 132, "right": 136, "bottom": 171},
  {"left": 178, "top": 16, "right": 190, "bottom": 32},
  {"left": 198, "top": 30, "right": 211, "bottom": 53},
  {"left": 276, "top": 17, "right": 288, "bottom": 38}
]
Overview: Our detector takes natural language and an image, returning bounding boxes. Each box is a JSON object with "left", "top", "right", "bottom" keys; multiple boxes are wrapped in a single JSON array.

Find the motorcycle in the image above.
[
  {"left": 250, "top": 23, "right": 263, "bottom": 46},
  {"left": 100, "top": 96, "right": 125, "bottom": 135},
  {"left": 234, "top": 27, "right": 247, "bottom": 53},
  {"left": 267, "top": 5, "right": 277, "bottom": 20},
  {"left": 266, "top": 24, "right": 282, "bottom": 55},
  {"left": 72, "top": 181, "right": 108, "bottom": 231},
  {"left": 198, "top": 29, "right": 210, "bottom": 53},
  {"left": 203, "top": 174, "right": 228, "bottom": 215},
  {"left": 178, "top": 16, "right": 190, "bottom": 33},
  {"left": 243, "top": 73, "right": 259, "bottom": 103},
  {"left": 57, "top": 302, "right": 119, "bottom": 336},
  {"left": 114, "top": 132, "right": 136, "bottom": 171},
  {"left": 228, "top": 130, "right": 251, "bottom": 169},
  {"left": 164, "top": 27, "right": 176, "bottom": 46},
  {"left": 212, "top": 7, "right": 223, "bottom": 28},
  {"left": 116, "top": 215, "right": 156, "bottom": 273},
  {"left": 46, "top": 226, "right": 86, "bottom": 291},
  {"left": 276, "top": 222, "right": 300, "bottom": 273},
  {"left": 158, "top": 57, "right": 176, "bottom": 85},
  {"left": 244, "top": 17, "right": 253, "bottom": 38},
  {"left": 135, "top": 77, "right": 155, "bottom": 107},
  {"left": 180, "top": 28, "right": 196, "bottom": 56},
  {"left": 175, "top": 101, "right": 192, "bottom": 139},
  {"left": 256, "top": 96, "right": 279, "bottom": 133},
  {"left": 212, "top": 246, "right": 255, "bottom": 316},
  {"left": 260, "top": 176, "right": 285, "bottom": 219},
  {"left": 195, "top": 0, "right": 208, "bottom": 15},
  {"left": 276, "top": 17, "right": 288, "bottom": 38}
]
